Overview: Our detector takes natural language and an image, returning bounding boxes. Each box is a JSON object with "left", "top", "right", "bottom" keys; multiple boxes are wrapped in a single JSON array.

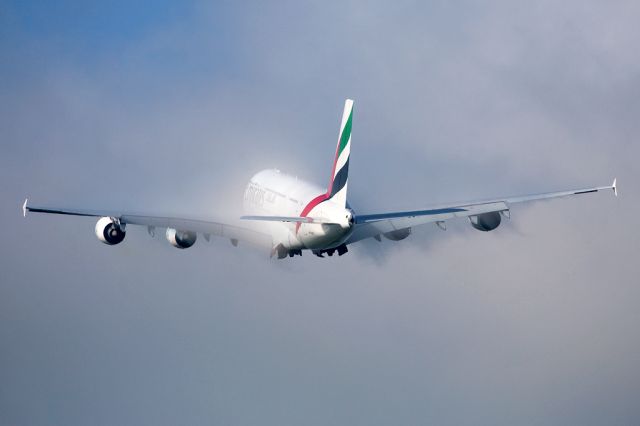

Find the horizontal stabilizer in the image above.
[{"left": 241, "top": 215, "right": 338, "bottom": 225}]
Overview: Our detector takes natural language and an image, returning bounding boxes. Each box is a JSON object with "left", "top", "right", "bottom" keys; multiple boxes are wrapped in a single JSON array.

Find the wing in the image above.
[
  {"left": 23, "top": 200, "right": 273, "bottom": 249},
  {"left": 347, "top": 179, "right": 617, "bottom": 245}
]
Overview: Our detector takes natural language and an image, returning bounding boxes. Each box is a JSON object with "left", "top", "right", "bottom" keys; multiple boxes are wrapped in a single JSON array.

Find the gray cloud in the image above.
[{"left": 1, "top": 1, "right": 639, "bottom": 425}]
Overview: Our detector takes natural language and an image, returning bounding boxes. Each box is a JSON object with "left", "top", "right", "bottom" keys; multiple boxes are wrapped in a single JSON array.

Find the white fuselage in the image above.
[{"left": 243, "top": 169, "right": 353, "bottom": 250}]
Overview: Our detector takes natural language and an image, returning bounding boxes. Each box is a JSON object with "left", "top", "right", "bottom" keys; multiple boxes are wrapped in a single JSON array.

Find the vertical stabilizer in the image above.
[{"left": 327, "top": 99, "right": 353, "bottom": 207}]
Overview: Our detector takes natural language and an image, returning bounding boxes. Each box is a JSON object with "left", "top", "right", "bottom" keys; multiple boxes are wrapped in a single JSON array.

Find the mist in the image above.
[{"left": 1, "top": 1, "right": 638, "bottom": 425}]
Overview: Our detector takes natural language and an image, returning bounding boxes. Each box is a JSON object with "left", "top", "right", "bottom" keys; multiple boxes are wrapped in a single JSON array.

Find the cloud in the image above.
[{"left": 1, "top": 1, "right": 638, "bottom": 425}]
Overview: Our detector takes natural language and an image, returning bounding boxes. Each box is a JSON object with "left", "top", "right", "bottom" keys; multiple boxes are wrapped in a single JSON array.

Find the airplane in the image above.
[{"left": 23, "top": 99, "right": 617, "bottom": 259}]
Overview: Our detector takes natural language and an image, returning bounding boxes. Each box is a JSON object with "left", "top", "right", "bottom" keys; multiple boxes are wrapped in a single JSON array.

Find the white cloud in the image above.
[{"left": 1, "top": 1, "right": 638, "bottom": 424}]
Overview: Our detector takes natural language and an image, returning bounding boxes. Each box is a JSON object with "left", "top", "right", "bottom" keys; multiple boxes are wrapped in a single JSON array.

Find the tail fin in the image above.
[{"left": 327, "top": 99, "right": 353, "bottom": 207}]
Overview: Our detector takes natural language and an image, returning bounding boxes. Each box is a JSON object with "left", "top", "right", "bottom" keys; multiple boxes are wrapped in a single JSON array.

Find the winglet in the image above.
[
  {"left": 22, "top": 198, "right": 28, "bottom": 217},
  {"left": 612, "top": 178, "right": 617, "bottom": 197}
]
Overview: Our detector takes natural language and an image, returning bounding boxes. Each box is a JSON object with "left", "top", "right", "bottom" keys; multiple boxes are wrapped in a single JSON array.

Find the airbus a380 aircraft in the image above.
[{"left": 24, "top": 99, "right": 617, "bottom": 259}]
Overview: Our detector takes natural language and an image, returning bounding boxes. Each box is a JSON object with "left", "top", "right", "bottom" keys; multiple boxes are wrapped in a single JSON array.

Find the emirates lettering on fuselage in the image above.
[
  {"left": 244, "top": 182, "right": 286, "bottom": 208},
  {"left": 244, "top": 183, "right": 265, "bottom": 208}
]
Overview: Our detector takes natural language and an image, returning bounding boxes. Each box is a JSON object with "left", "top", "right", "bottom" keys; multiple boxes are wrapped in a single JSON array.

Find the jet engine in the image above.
[
  {"left": 95, "top": 217, "right": 126, "bottom": 245},
  {"left": 166, "top": 228, "right": 197, "bottom": 249},
  {"left": 383, "top": 228, "right": 412, "bottom": 241},
  {"left": 469, "top": 212, "right": 501, "bottom": 232}
]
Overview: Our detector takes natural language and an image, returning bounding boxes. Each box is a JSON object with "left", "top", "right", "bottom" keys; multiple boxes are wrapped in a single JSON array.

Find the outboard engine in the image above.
[
  {"left": 469, "top": 212, "right": 501, "bottom": 231},
  {"left": 95, "top": 217, "right": 126, "bottom": 245},
  {"left": 166, "top": 228, "right": 197, "bottom": 249}
]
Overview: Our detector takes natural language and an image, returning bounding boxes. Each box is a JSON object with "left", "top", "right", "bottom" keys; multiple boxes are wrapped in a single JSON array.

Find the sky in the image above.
[{"left": 1, "top": 1, "right": 639, "bottom": 424}]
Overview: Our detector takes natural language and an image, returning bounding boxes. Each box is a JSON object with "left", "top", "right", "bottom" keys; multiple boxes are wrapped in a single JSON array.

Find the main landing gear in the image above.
[
  {"left": 312, "top": 244, "right": 348, "bottom": 258},
  {"left": 272, "top": 244, "right": 349, "bottom": 259}
]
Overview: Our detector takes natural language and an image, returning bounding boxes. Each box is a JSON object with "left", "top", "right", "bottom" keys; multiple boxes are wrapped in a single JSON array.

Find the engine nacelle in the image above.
[
  {"left": 166, "top": 228, "right": 197, "bottom": 249},
  {"left": 383, "top": 228, "right": 412, "bottom": 241},
  {"left": 470, "top": 212, "right": 501, "bottom": 232},
  {"left": 95, "top": 217, "right": 126, "bottom": 245}
]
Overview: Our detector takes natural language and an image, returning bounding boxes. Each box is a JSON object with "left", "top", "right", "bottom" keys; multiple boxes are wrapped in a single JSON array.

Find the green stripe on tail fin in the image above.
[{"left": 327, "top": 99, "right": 353, "bottom": 207}]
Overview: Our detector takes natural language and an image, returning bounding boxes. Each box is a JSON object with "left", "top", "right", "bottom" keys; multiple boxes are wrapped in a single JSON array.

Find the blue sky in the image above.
[
  {"left": 4, "top": 1, "right": 197, "bottom": 55},
  {"left": 1, "top": 1, "right": 638, "bottom": 425}
]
